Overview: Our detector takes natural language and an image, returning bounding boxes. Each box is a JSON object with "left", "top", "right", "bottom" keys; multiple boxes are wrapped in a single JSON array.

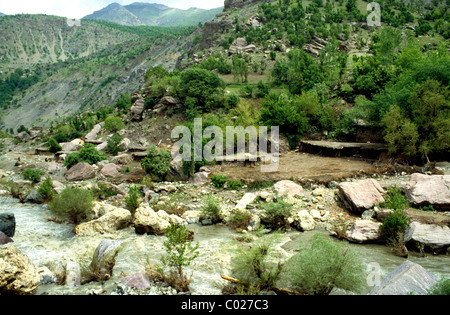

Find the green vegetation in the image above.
[
  {"left": 140, "top": 145, "right": 172, "bottom": 181},
  {"left": 48, "top": 187, "right": 94, "bottom": 224},
  {"left": 64, "top": 143, "right": 107, "bottom": 169},
  {"left": 105, "top": 134, "right": 124, "bottom": 156},
  {"left": 161, "top": 224, "right": 199, "bottom": 292},
  {"left": 200, "top": 194, "right": 222, "bottom": 223},
  {"left": 211, "top": 174, "right": 228, "bottom": 189},
  {"left": 427, "top": 278, "right": 450, "bottom": 295},
  {"left": 282, "top": 233, "right": 365, "bottom": 295},
  {"left": 260, "top": 199, "right": 293, "bottom": 230},
  {"left": 124, "top": 185, "right": 142, "bottom": 216},
  {"left": 22, "top": 168, "right": 45, "bottom": 184},
  {"left": 231, "top": 234, "right": 283, "bottom": 294},
  {"left": 104, "top": 117, "right": 125, "bottom": 133},
  {"left": 0, "top": 68, "right": 40, "bottom": 109},
  {"left": 37, "top": 176, "right": 54, "bottom": 202}
]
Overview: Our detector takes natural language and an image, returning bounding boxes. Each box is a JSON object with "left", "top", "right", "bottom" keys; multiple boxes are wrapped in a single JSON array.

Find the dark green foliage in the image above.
[
  {"left": 211, "top": 174, "right": 227, "bottom": 189},
  {"left": 105, "top": 134, "right": 124, "bottom": 156},
  {"left": 23, "top": 168, "right": 45, "bottom": 184},
  {"left": 47, "top": 138, "right": 62, "bottom": 153},
  {"left": 64, "top": 143, "right": 107, "bottom": 169},
  {"left": 78, "top": 143, "right": 107, "bottom": 165},
  {"left": 48, "top": 187, "right": 94, "bottom": 224},
  {"left": 124, "top": 185, "right": 141, "bottom": 216},
  {"left": 115, "top": 93, "right": 132, "bottom": 111},
  {"left": 260, "top": 199, "right": 293, "bottom": 230},
  {"left": 64, "top": 152, "right": 81, "bottom": 169},
  {"left": 283, "top": 233, "right": 365, "bottom": 295},
  {"left": 179, "top": 68, "right": 226, "bottom": 114},
  {"left": 200, "top": 195, "right": 222, "bottom": 223},
  {"left": 0, "top": 68, "right": 40, "bottom": 109},
  {"left": 226, "top": 180, "right": 243, "bottom": 190},
  {"left": 104, "top": 117, "right": 125, "bottom": 133},
  {"left": 37, "top": 176, "right": 54, "bottom": 202},
  {"left": 427, "top": 278, "right": 450, "bottom": 295},
  {"left": 140, "top": 145, "right": 172, "bottom": 181}
]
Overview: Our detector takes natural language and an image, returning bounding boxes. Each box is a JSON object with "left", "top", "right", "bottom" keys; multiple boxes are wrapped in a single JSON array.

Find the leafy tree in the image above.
[
  {"left": 48, "top": 187, "right": 94, "bottom": 224},
  {"left": 140, "top": 145, "right": 172, "bottom": 181},
  {"left": 104, "top": 117, "right": 125, "bottom": 133}
]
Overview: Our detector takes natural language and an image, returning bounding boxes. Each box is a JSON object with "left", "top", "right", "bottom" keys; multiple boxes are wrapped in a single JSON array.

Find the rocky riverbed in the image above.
[{"left": 0, "top": 140, "right": 449, "bottom": 295}]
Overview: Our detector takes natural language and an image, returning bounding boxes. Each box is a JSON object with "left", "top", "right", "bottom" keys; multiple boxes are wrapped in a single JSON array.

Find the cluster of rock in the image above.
[{"left": 338, "top": 175, "right": 450, "bottom": 254}]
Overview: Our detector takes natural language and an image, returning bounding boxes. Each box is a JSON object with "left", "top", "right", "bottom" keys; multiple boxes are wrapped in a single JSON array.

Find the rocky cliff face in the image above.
[{"left": 224, "top": 0, "right": 274, "bottom": 10}]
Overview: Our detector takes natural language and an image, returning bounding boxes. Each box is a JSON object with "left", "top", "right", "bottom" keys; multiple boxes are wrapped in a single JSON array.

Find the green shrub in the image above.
[
  {"left": 78, "top": 143, "right": 107, "bottom": 165},
  {"left": 124, "top": 185, "right": 141, "bottom": 216},
  {"left": 47, "top": 138, "right": 62, "bottom": 153},
  {"left": 105, "top": 134, "right": 124, "bottom": 156},
  {"left": 23, "top": 168, "right": 46, "bottom": 184},
  {"left": 380, "top": 209, "right": 410, "bottom": 239},
  {"left": 227, "top": 180, "right": 243, "bottom": 190},
  {"left": 260, "top": 199, "right": 293, "bottom": 230},
  {"left": 231, "top": 234, "right": 283, "bottom": 293},
  {"left": 37, "top": 176, "right": 54, "bottom": 202},
  {"left": 200, "top": 195, "right": 222, "bottom": 223},
  {"left": 380, "top": 186, "right": 409, "bottom": 211},
  {"left": 140, "top": 145, "right": 172, "bottom": 181},
  {"left": 64, "top": 152, "right": 81, "bottom": 169},
  {"left": 48, "top": 187, "right": 94, "bottom": 224},
  {"left": 104, "top": 117, "right": 125, "bottom": 133},
  {"left": 283, "top": 233, "right": 365, "bottom": 295},
  {"left": 427, "top": 278, "right": 450, "bottom": 295},
  {"left": 211, "top": 174, "right": 227, "bottom": 189}
]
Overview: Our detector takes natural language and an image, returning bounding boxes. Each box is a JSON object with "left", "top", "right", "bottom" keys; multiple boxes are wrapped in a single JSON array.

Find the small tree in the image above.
[
  {"left": 124, "top": 185, "right": 141, "bottom": 216},
  {"left": 48, "top": 187, "right": 94, "bottom": 224},
  {"left": 37, "top": 176, "right": 54, "bottom": 202},
  {"left": 105, "top": 134, "right": 124, "bottom": 156},
  {"left": 161, "top": 224, "right": 199, "bottom": 292},
  {"left": 104, "top": 117, "right": 125, "bottom": 133}
]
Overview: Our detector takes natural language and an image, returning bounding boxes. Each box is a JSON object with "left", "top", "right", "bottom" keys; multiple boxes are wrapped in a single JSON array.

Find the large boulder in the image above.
[
  {"left": 346, "top": 220, "right": 382, "bottom": 244},
  {"left": 130, "top": 98, "right": 145, "bottom": 121},
  {"left": 338, "top": 179, "right": 385, "bottom": 214},
  {"left": 74, "top": 207, "right": 132, "bottom": 236},
  {"left": 405, "top": 173, "right": 450, "bottom": 210},
  {"left": 134, "top": 205, "right": 171, "bottom": 235},
  {"left": 404, "top": 221, "right": 450, "bottom": 254},
  {"left": 369, "top": 260, "right": 437, "bottom": 295},
  {"left": 100, "top": 163, "right": 122, "bottom": 178},
  {"left": 273, "top": 180, "right": 303, "bottom": 198},
  {"left": 0, "top": 245, "right": 40, "bottom": 295},
  {"left": 91, "top": 239, "right": 124, "bottom": 276},
  {"left": 65, "top": 162, "right": 96, "bottom": 181},
  {"left": 294, "top": 210, "right": 315, "bottom": 231},
  {"left": 84, "top": 123, "right": 104, "bottom": 141},
  {"left": 190, "top": 172, "right": 210, "bottom": 186},
  {"left": 235, "top": 193, "right": 257, "bottom": 210},
  {"left": 0, "top": 213, "right": 15, "bottom": 237}
]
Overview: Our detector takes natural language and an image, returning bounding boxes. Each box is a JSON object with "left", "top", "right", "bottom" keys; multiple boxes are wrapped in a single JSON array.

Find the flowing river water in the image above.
[{"left": 1, "top": 196, "right": 449, "bottom": 295}]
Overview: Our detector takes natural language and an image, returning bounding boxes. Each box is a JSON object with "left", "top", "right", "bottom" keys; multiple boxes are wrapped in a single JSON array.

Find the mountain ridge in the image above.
[{"left": 83, "top": 2, "right": 223, "bottom": 27}]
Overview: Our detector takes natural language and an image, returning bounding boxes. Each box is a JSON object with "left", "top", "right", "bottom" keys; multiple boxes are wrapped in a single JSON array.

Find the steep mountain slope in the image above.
[
  {"left": 0, "top": 15, "right": 199, "bottom": 130},
  {"left": 0, "top": 13, "right": 4, "bottom": 16},
  {"left": 0, "top": 14, "right": 139, "bottom": 70},
  {"left": 83, "top": 2, "right": 223, "bottom": 27}
]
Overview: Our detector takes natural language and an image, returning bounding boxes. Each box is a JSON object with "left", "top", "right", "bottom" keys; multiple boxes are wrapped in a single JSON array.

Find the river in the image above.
[{"left": 1, "top": 196, "right": 448, "bottom": 295}]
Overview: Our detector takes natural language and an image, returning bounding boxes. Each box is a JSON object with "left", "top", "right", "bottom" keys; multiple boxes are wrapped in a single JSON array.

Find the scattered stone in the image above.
[
  {"left": 0, "top": 245, "right": 40, "bottom": 295},
  {"left": 74, "top": 207, "right": 132, "bottom": 236},
  {"left": 404, "top": 221, "right": 450, "bottom": 253},
  {"left": 369, "top": 261, "right": 437, "bottom": 295},
  {"left": 295, "top": 210, "right": 315, "bottom": 231},
  {"left": 338, "top": 179, "right": 385, "bottom": 213},
  {"left": 235, "top": 193, "right": 257, "bottom": 210},
  {"left": 111, "top": 153, "right": 133, "bottom": 165},
  {"left": 65, "top": 162, "right": 96, "bottom": 181},
  {"left": 37, "top": 266, "right": 57, "bottom": 285},
  {"left": 190, "top": 172, "right": 210, "bottom": 185},
  {"left": 346, "top": 220, "right": 382, "bottom": 244},
  {"left": 121, "top": 273, "right": 152, "bottom": 290},
  {"left": 405, "top": 173, "right": 450, "bottom": 210},
  {"left": 310, "top": 209, "right": 322, "bottom": 220},
  {"left": 100, "top": 163, "right": 122, "bottom": 177},
  {"left": 361, "top": 209, "right": 375, "bottom": 220},
  {"left": 273, "top": 180, "right": 303, "bottom": 198},
  {"left": 0, "top": 231, "right": 13, "bottom": 245},
  {"left": 134, "top": 205, "right": 171, "bottom": 235},
  {"left": 0, "top": 213, "right": 15, "bottom": 237}
]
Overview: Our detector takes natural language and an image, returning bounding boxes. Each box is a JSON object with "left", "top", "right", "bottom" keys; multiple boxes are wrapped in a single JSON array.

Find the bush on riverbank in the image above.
[{"left": 48, "top": 187, "right": 94, "bottom": 224}]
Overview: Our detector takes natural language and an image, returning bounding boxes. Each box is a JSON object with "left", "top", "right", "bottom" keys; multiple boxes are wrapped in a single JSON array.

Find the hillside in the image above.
[
  {"left": 0, "top": 15, "right": 199, "bottom": 130},
  {"left": 83, "top": 2, "right": 223, "bottom": 27}
]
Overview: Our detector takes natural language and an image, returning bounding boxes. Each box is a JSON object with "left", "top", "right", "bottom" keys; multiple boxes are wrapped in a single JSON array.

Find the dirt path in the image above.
[{"left": 211, "top": 151, "right": 378, "bottom": 184}]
